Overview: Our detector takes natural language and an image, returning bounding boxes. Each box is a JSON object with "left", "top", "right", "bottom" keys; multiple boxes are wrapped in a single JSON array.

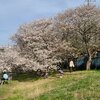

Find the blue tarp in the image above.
[
  {"left": 91, "top": 52, "right": 100, "bottom": 69},
  {"left": 75, "top": 56, "right": 87, "bottom": 70},
  {"left": 92, "top": 57, "right": 100, "bottom": 69},
  {"left": 75, "top": 52, "right": 100, "bottom": 70},
  {"left": 96, "top": 52, "right": 100, "bottom": 57}
]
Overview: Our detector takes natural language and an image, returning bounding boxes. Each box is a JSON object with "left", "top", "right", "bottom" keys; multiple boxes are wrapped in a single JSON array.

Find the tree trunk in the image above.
[{"left": 86, "top": 50, "right": 92, "bottom": 70}]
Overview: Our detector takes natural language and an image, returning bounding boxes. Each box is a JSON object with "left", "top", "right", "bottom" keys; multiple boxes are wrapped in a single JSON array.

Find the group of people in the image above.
[
  {"left": 0, "top": 59, "right": 75, "bottom": 84},
  {"left": 58, "top": 59, "right": 75, "bottom": 75}
]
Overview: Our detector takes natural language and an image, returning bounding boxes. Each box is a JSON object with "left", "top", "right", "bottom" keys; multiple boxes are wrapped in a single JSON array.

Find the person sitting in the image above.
[
  {"left": 0, "top": 70, "right": 9, "bottom": 85},
  {"left": 57, "top": 65, "right": 64, "bottom": 75}
]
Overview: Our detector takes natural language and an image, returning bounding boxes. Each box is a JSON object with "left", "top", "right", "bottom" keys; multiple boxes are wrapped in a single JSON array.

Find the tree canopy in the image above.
[{"left": 0, "top": 4, "right": 100, "bottom": 72}]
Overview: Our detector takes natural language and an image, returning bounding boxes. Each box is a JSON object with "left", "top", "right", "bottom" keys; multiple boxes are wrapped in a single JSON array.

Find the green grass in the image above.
[{"left": 0, "top": 70, "right": 100, "bottom": 100}]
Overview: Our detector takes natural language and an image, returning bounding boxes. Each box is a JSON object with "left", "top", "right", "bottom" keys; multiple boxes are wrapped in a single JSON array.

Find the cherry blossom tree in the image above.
[
  {"left": 55, "top": 5, "right": 100, "bottom": 70},
  {"left": 12, "top": 18, "right": 72, "bottom": 72}
]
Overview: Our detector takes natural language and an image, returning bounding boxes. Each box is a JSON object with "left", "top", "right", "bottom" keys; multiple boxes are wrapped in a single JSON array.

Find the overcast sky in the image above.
[{"left": 0, "top": 0, "right": 99, "bottom": 45}]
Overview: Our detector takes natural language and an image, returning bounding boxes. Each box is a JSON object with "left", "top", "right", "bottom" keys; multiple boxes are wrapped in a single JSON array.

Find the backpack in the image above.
[{"left": 3, "top": 73, "right": 8, "bottom": 80}]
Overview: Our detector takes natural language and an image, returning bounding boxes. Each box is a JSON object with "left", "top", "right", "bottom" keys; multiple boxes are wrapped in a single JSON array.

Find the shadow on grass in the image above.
[
  {"left": 11, "top": 70, "right": 57, "bottom": 82},
  {"left": 11, "top": 72, "right": 41, "bottom": 82}
]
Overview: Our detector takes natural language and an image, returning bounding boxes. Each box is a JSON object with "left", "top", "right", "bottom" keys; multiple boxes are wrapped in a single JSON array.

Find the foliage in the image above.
[
  {"left": 11, "top": 19, "right": 72, "bottom": 71},
  {"left": 0, "top": 4, "right": 100, "bottom": 72},
  {"left": 55, "top": 5, "right": 100, "bottom": 69}
]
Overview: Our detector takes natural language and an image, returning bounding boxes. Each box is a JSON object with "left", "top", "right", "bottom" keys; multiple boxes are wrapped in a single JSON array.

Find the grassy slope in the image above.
[{"left": 0, "top": 71, "right": 100, "bottom": 100}]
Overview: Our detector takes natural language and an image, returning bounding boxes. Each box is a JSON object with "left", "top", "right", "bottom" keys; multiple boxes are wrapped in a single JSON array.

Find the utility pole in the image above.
[
  {"left": 86, "top": 0, "right": 90, "bottom": 6},
  {"left": 85, "top": 0, "right": 96, "bottom": 6}
]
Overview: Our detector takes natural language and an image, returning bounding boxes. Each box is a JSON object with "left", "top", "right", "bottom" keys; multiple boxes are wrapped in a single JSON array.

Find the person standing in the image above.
[
  {"left": 0, "top": 70, "right": 9, "bottom": 85},
  {"left": 69, "top": 60, "right": 75, "bottom": 72}
]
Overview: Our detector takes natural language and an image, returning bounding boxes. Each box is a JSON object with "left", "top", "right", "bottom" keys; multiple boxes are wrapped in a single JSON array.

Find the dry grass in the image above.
[{"left": 0, "top": 70, "right": 100, "bottom": 100}]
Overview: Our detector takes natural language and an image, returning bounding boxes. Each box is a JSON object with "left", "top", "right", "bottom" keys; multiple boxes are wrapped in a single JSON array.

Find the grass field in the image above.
[{"left": 0, "top": 70, "right": 100, "bottom": 100}]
